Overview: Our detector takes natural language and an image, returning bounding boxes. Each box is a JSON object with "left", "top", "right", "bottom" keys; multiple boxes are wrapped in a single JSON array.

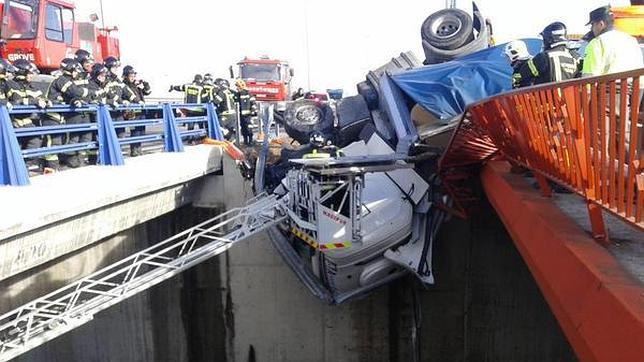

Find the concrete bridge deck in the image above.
[{"left": 0, "top": 145, "right": 229, "bottom": 281}]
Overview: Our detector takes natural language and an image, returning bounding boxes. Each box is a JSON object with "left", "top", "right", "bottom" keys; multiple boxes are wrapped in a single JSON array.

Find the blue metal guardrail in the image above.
[{"left": 0, "top": 102, "right": 224, "bottom": 186}]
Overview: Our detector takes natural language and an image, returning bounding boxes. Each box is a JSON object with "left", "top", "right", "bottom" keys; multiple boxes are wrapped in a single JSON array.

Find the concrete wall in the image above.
[{"left": 5, "top": 198, "right": 576, "bottom": 362}]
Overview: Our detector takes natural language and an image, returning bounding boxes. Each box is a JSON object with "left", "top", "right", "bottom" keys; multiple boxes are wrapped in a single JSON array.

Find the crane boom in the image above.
[{"left": 0, "top": 194, "right": 286, "bottom": 362}]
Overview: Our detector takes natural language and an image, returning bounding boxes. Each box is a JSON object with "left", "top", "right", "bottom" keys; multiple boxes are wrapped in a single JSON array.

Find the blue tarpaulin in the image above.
[{"left": 390, "top": 39, "right": 543, "bottom": 121}]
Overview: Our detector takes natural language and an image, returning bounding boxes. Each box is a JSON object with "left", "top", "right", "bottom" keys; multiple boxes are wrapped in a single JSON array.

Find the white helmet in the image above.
[{"left": 504, "top": 40, "right": 530, "bottom": 62}]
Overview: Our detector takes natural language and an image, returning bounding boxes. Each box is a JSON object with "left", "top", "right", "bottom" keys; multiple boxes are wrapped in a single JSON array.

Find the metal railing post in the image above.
[
  {"left": 206, "top": 103, "right": 224, "bottom": 141},
  {"left": 163, "top": 103, "right": 184, "bottom": 152},
  {"left": 96, "top": 105, "right": 124, "bottom": 166},
  {"left": 0, "top": 105, "right": 30, "bottom": 186}
]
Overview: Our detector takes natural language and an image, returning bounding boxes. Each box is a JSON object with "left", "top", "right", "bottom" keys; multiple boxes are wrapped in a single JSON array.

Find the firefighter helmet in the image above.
[
  {"left": 309, "top": 131, "right": 327, "bottom": 148},
  {"left": 204, "top": 73, "right": 213, "bottom": 81},
  {"left": 91, "top": 63, "right": 108, "bottom": 79},
  {"left": 540, "top": 22, "right": 568, "bottom": 48},
  {"left": 104, "top": 56, "right": 121, "bottom": 69},
  {"left": 193, "top": 74, "right": 203, "bottom": 83},
  {"left": 504, "top": 40, "right": 530, "bottom": 63},
  {"left": 235, "top": 79, "right": 246, "bottom": 89},
  {"left": 75, "top": 49, "right": 94, "bottom": 65},
  {"left": 14, "top": 59, "right": 37, "bottom": 77},
  {"left": 122, "top": 65, "right": 137, "bottom": 77},
  {"left": 215, "top": 78, "right": 229, "bottom": 88},
  {"left": 0, "top": 59, "right": 16, "bottom": 75},
  {"left": 60, "top": 58, "right": 82, "bottom": 74}
]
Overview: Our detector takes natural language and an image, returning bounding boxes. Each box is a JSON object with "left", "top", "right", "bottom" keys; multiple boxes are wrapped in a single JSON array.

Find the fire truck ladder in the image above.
[{"left": 0, "top": 193, "right": 286, "bottom": 362}]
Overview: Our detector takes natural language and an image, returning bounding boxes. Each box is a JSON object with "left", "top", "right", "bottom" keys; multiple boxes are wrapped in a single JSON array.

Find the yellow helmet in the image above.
[{"left": 235, "top": 79, "right": 246, "bottom": 89}]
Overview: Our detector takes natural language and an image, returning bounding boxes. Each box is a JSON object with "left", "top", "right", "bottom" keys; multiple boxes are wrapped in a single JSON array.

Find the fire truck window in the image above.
[
  {"left": 62, "top": 8, "right": 74, "bottom": 44},
  {"left": 240, "top": 64, "right": 280, "bottom": 81},
  {"left": 3, "top": 1, "right": 37, "bottom": 39},
  {"left": 45, "top": 4, "right": 63, "bottom": 42}
]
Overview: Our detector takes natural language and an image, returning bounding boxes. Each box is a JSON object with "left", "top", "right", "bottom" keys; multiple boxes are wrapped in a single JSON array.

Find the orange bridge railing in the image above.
[{"left": 440, "top": 68, "right": 644, "bottom": 241}]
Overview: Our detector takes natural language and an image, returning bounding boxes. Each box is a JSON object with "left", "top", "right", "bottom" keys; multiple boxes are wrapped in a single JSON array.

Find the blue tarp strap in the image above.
[
  {"left": 206, "top": 103, "right": 224, "bottom": 141},
  {"left": 0, "top": 105, "right": 29, "bottom": 186},
  {"left": 163, "top": 103, "right": 184, "bottom": 152},
  {"left": 97, "top": 105, "right": 125, "bottom": 166}
]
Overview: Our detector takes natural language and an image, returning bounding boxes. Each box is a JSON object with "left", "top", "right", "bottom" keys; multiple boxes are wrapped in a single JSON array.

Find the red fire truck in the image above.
[
  {"left": 235, "top": 56, "right": 294, "bottom": 103},
  {"left": 0, "top": 0, "right": 120, "bottom": 73}
]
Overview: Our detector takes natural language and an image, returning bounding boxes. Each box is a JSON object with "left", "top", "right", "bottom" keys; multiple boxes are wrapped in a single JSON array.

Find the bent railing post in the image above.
[
  {"left": 0, "top": 105, "right": 29, "bottom": 186},
  {"left": 96, "top": 105, "right": 124, "bottom": 166},
  {"left": 206, "top": 103, "right": 224, "bottom": 141},
  {"left": 163, "top": 103, "right": 184, "bottom": 152}
]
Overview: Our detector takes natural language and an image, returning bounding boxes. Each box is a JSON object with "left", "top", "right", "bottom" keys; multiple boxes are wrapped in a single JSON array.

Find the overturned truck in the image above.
[{"left": 261, "top": 4, "right": 540, "bottom": 304}]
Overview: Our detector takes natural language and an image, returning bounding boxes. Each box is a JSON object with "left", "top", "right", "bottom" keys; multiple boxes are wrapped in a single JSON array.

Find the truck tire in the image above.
[
  {"left": 335, "top": 95, "right": 373, "bottom": 147},
  {"left": 273, "top": 109, "right": 285, "bottom": 124},
  {"left": 357, "top": 81, "right": 379, "bottom": 111},
  {"left": 422, "top": 9, "right": 489, "bottom": 64},
  {"left": 421, "top": 8, "right": 473, "bottom": 51},
  {"left": 283, "top": 100, "right": 334, "bottom": 144}
]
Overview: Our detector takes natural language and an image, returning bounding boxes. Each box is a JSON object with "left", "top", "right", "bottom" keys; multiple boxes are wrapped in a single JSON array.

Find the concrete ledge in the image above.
[
  {"left": 481, "top": 160, "right": 644, "bottom": 362},
  {"left": 0, "top": 145, "right": 224, "bottom": 281}
]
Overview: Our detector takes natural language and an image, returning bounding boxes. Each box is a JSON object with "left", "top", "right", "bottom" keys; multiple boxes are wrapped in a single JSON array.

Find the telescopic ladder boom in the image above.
[{"left": 0, "top": 194, "right": 286, "bottom": 362}]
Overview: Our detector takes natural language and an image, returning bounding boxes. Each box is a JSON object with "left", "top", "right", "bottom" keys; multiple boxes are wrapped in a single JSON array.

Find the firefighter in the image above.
[
  {"left": 85, "top": 63, "right": 119, "bottom": 164},
  {"left": 212, "top": 78, "right": 236, "bottom": 139},
  {"left": 303, "top": 131, "right": 342, "bottom": 159},
  {"left": 201, "top": 75, "right": 216, "bottom": 104},
  {"left": 6, "top": 59, "right": 48, "bottom": 171},
  {"left": 169, "top": 74, "right": 205, "bottom": 142},
  {"left": 235, "top": 79, "right": 256, "bottom": 145},
  {"left": 503, "top": 40, "right": 533, "bottom": 89},
  {"left": 122, "top": 65, "right": 150, "bottom": 156},
  {"left": 104, "top": 56, "right": 133, "bottom": 141},
  {"left": 582, "top": 6, "right": 643, "bottom": 77},
  {"left": 74, "top": 49, "right": 94, "bottom": 84},
  {"left": 169, "top": 74, "right": 204, "bottom": 104},
  {"left": 582, "top": 6, "right": 643, "bottom": 155},
  {"left": 0, "top": 59, "right": 16, "bottom": 108},
  {"left": 46, "top": 58, "right": 96, "bottom": 169},
  {"left": 520, "top": 22, "right": 580, "bottom": 86}
]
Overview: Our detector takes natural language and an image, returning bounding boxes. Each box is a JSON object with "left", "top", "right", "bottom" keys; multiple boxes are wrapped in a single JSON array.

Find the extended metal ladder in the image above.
[{"left": 0, "top": 193, "right": 286, "bottom": 361}]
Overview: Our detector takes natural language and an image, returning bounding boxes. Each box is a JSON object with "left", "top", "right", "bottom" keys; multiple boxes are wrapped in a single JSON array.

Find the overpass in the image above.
[{"left": 0, "top": 69, "right": 642, "bottom": 361}]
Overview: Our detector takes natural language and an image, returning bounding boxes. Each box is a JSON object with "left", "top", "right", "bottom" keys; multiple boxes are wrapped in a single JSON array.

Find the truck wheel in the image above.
[
  {"left": 421, "top": 8, "right": 473, "bottom": 51},
  {"left": 422, "top": 10, "right": 489, "bottom": 64},
  {"left": 283, "top": 100, "right": 333, "bottom": 144},
  {"left": 273, "top": 109, "right": 285, "bottom": 124}
]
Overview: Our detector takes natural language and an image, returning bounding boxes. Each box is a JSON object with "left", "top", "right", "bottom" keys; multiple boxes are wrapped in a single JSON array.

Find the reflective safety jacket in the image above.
[
  {"left": 511, "top": 59, "right": 534, "bottom": 89},
  {"left": 521, "top": 44, "right": 580, "bottom": 86},
  {"left": 88, "top": 78, "right": 119, "bottom": 105},
  {"left": 218, "top": 88, "right": 237, "bottom": 115},
  {"left": 582, "top": 29, "right": 643, "bottom": 77},
  {"left": 7, "top": 76, "right": 46, "bottom": 126},
  {"left": 74, "top": 72, "right": 90, "bottom": 87},
  {"left": 236, "top": 89, "right": 255, "bottom": 116},
  {"left": 202, "top": 84, "right": 223, "bottom": 104},
  {"left": 46, "top": 73, "right": 94, "bottom": 104},
  {"left": 0, "top": 77, "right": 11, "bottom": 106},
  {"left": 172, "top": 83, "right": 203, "bottom": 104},
  {"left": 105, "top": 73, "right": 126, "bottom": 102},
  {"left": 122, "top": 79, "right": 149, "bottom": 104}
]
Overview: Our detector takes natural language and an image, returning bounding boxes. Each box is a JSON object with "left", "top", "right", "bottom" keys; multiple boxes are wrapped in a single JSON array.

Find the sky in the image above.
[{"left": 75, "top": 0, "right": 631, "bottom": 98}]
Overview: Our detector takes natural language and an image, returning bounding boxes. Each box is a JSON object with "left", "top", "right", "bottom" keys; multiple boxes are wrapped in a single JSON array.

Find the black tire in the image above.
[
  {"left": 335, "top": 95, "right": 373, "bottom": 147},
  {"left": 422, "top": 10, "right": 488, "bottom": 64},
  {"left": 421, "top": 9, "right": 473, "bottom": 51},
  {"left": 273, "top": 109, "right": 285, "bottom": 125},
  {"left": 283, "top": 100, "right": 334, "bottom": 144},
  {"left": 357, "top": 81, "right": 379, "bottom": 111}
]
